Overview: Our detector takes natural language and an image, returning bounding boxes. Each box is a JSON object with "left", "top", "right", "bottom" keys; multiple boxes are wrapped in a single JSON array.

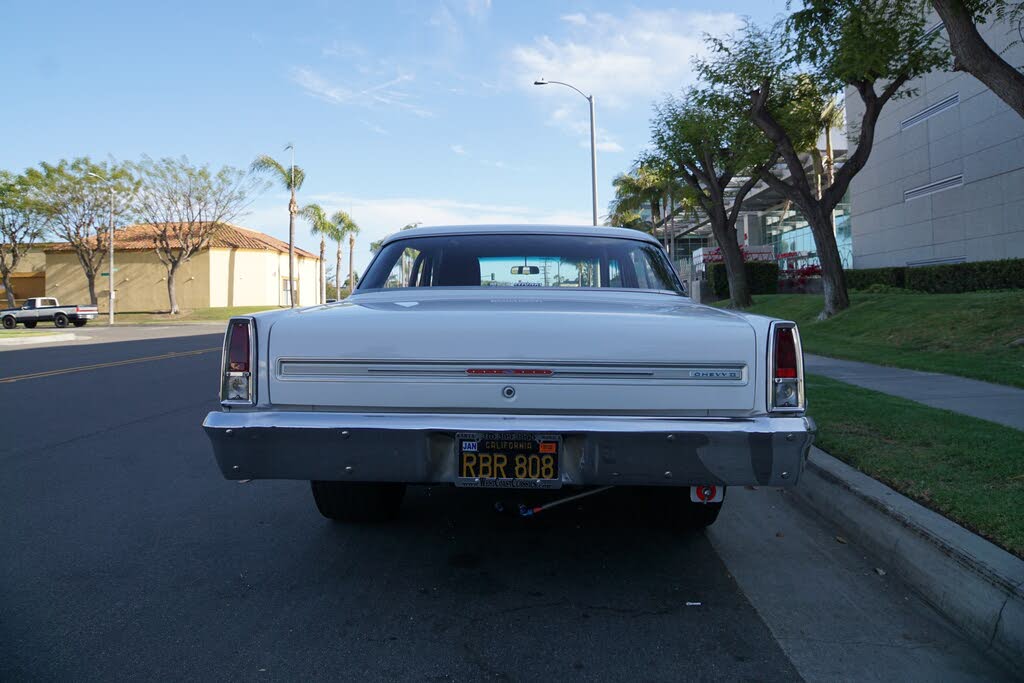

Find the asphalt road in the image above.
[{"left": 0, "top": 333, "right": 1014, "bottom": 682}]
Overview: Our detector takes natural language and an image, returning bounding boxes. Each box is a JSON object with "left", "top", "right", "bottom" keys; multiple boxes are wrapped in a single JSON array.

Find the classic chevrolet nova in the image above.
[{"left": 203, "top": 225, "right": 815, "bottom": 527}]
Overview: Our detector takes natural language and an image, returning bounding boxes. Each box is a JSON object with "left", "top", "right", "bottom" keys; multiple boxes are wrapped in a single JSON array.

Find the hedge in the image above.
[
  {"left": 904, "top": 258, "right": 1024, "bottom": 293},
  {"left": 846, "top": 267, "right": 906, "bottom": 290},
  {"left": 709, "top": 262, "right": 779, "bottom": 299},
  {"left": 844, "top": 259, "right": 1023, "bottom": 293}
]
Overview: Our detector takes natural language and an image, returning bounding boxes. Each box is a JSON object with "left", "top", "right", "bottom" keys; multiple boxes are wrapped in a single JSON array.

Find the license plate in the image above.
[{"left": 454, "top": 432, "right": 561, "bottom": 489}]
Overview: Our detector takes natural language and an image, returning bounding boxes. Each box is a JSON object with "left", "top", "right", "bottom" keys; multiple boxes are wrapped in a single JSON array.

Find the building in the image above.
[
  {"left": 0, "top": 245, "right": 49, "bottom": 304},
  {"left": 44, "top": 223, "right": 320, "bottom": 312},
  {"left": 845, "top": 16, "right": 1024, "bottom": 267}
]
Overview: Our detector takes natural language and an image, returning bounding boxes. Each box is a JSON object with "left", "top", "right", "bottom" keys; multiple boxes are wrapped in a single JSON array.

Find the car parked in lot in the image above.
[
  {"left": 1, "top": 297, "right": 98, "bottom": 329},
  {"left": 203, "top": 225, "right": 815, "bottom": 527}
]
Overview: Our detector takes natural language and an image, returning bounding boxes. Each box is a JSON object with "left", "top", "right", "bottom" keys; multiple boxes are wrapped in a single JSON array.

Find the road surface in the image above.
[{"left": 0, "top": 333, "right": 1014, "bottom": 681}]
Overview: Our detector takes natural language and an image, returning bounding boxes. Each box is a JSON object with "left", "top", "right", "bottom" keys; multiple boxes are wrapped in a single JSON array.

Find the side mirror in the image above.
[{"left": 511, "top": 265, "right": 540, "bottom": 275}]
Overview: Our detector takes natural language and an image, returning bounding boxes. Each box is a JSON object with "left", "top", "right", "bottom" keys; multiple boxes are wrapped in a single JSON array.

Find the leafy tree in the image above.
[
  {"left": 700, "top": 11, "right": 947, "bottom": 317},
  {"left": 338, "top": 213, "right": 361, "bottom": 294},
  {"left": 26, "top": 158, "right": 137, "bottom": 305},
  {"left": 331, "top": 210, "right": 358, "bottom": 297},
  {"left": 929, "top": 0, "right": 1024, "bottom": 119},
  {"left": 251, "top": 149, "right": 305, "bottom": 307},
  {"left": 651, "top": 88, "right": 779, "bottom": 308},
  {"left": 300, "top": 203, "right": 338, "bottom": 304},
  {"left": 133, "top": 156, "right": 263, "bottom": 314},
  {"left": 609, "top": 164, "right": 671, "bottom": 229},
  {"left": 0, "top": 171, "right": 50, "bottom": 307}
]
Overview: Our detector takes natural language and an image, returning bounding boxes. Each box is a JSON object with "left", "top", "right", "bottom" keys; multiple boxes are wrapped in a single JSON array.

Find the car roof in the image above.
[{"left": 379, "top": 224, "right": 662, "bottom": 247}]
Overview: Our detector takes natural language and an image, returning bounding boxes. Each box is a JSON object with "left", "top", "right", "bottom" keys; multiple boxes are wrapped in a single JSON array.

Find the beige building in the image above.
[
  {"left": 44, "top": 223, "right": 320, "bottom": 312},
  {"left": 0, "top": 245, "right": 50, "bottom": 304}
]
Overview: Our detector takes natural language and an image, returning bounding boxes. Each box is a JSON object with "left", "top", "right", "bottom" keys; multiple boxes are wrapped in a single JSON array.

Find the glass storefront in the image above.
[{"left": 756, "top": 200, "right": 853, "bottom": 270}]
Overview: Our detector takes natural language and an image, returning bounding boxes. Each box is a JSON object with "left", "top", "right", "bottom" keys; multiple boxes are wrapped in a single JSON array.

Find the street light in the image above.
[
  {"left": 87, "top": 172, "right": 116, "bottom": 325},
  {"left": 534, "top": 78, "right": 598, "bottom": 226}
]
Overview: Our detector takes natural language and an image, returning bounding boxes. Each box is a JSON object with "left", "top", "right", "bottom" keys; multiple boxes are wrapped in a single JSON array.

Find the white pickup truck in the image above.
[{"left": 1, "top": 297, "right": 99, "bottom": 329}]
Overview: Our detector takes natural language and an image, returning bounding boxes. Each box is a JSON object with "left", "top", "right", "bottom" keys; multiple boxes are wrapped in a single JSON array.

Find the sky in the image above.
[{"left": 2, "top": 0, "right": 788, "bottom": 276}]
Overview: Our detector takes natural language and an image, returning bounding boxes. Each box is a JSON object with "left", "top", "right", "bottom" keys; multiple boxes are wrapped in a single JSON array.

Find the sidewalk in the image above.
[{"left": 805, "top": 354, "right": 1024, "bottom": 431}]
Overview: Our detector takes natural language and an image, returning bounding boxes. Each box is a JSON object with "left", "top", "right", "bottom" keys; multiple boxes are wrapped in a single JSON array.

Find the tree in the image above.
[
  {"left": 339, "top": 214, "right": 362, "bottom": 294},
  {"left": 700, "top": 12, "right": 947, "bottom": 317},
  {"left": 26, "top": 158, "right": 137, "bottom": 305},
  {"left": 609, "top": 165, "right": 670, "bottom": 229},
  {"left": 133, "top": 156, "right": 262, "bottom": 314},
  {"left": 300, "top": 203, "right": 338, "bottom": 304},
  {"left": 330, "top": 210, "right": 355, "bottom": 298},
  {"left": 251, "top": 149, "right": 305, "bottom": 307},
  {"left": 0, "top": 171, "right": 50, "bottom": 307},
  {"left": 930, "top": 0, "right": 1024, "bottom": 119},
  {"left": 651, "top": 88, "right": 778, "bottom": 308}
]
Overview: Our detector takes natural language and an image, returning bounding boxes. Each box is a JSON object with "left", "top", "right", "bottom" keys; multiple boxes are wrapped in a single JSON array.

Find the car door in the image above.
[{"left": 21, "top": 300, "right": 39, "bottom": 322}]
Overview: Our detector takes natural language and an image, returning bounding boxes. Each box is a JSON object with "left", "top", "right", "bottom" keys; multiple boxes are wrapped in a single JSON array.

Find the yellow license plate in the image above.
[{"left": 455, "top": 432, "right": 561, "bottom": 489}]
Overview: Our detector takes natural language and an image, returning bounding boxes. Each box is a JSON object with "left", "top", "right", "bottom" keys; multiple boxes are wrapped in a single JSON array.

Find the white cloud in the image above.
[
  {"left": 512, "top": 9, "right": 742, "bottom": 109},
  {"left": 450, "top": 144, "right": 467, "bottom": 155},
  {"left": 463, "top": 0, "right": 491, "bottom": 18},
  {"left": 290, "top": 67, "right": 432, "bottom": 117},
  {"left": 362, "top": 120, "right": 388, "bottom": 135}
]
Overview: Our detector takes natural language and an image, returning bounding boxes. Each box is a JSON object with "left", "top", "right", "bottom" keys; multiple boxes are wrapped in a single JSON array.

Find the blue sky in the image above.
[{"left": 3, "top": 0, "right": 787, "bottom": 275}]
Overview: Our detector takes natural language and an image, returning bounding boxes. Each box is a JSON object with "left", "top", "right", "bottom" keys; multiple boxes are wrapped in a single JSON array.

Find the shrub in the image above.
[
  {"left": 845, "top": 267, "right": 907, "bottom": 289},
  {"left": 905, "top": 259, "right": 1024, "bottom": 293},
  {"left": 708, "top": 262, "right": 779, "bottom": 299}
]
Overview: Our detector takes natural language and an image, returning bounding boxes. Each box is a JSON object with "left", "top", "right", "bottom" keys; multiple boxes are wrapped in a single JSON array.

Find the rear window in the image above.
[{"left": 360, "top": 234, "right": 683, "bottom": 293}]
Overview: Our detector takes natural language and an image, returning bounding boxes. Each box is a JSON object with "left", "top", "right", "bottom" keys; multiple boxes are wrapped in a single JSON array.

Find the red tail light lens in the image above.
[
  {"left": 227, "top": 321, "right": 250, "bottom": 372},
  {"left": 774, "top": 327, "right": 798, "bottom": 379}
]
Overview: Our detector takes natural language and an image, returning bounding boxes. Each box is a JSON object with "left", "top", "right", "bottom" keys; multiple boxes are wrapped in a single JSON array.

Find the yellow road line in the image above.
[{"left": 0, "top": 347, "right": 220, "bottom": 384}]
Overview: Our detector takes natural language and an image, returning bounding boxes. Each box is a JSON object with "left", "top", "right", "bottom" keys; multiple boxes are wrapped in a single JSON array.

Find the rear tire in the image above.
[
  {"left": 2, "top": 316, "right": 15, "bottom": 329},
  {"left": 23, "top": 321, "right": 37, "bottom": 329},
  {"left": 53, "top": 313, "right": 69, "bottom": 328},
  {"left": 311, "top": 481, "right": 405, "bottom": 522},
  {"left": 73, "top": 320, "right": 87, "bottom": 327}
]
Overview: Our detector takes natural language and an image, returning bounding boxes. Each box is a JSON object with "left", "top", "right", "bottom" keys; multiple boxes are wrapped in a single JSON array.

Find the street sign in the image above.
[{"left": 100, "top": 269, "right": 119, "bottom": 277}]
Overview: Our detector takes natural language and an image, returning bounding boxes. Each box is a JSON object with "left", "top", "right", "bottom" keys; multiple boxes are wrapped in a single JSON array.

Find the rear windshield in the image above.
[{"left": 360, "top": 234, "right": 684, "bottom": 293}]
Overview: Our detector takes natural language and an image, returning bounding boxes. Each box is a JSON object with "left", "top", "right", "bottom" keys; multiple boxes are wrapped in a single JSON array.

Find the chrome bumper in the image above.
[{"left": 203, "top": 411, "right": 815, "bottom": 488}]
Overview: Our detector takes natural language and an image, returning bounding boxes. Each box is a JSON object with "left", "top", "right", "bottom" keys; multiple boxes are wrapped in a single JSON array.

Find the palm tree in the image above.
[
  {"left": 331, "top": 211, "right": 359, "bottom": 297},
  {"left": 299, "top": 203, "right": 338, "bottom": 304},
  {"left": 251, "top": 149, "right": 305, "bottom": 306}
]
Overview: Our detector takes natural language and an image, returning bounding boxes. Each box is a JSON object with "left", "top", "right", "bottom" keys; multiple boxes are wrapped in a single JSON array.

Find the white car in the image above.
[{"left": 203, "top": 225, "right": 814, "bottom": 527}]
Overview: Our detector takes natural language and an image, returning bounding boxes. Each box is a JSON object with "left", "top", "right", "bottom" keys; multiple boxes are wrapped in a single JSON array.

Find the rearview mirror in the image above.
[{"left": 511, "top": 265, "right": 540, "bottom": 275}]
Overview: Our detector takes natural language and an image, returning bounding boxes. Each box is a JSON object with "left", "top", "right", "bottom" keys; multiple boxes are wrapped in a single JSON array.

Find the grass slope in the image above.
[
  {"left": 717, "top": 291, "right": 1024, "bottom": 387},
  {"left": 808, "top": 373, "right": 1024, "bottom": 558},
  {"left": 114, "top": 306, "right": 284, "bottom": 323}
]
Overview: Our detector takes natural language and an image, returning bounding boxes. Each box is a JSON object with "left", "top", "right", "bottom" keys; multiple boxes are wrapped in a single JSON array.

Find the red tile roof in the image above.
[{"left": 45, "top": 223, "right": 318, "bottom": 259}]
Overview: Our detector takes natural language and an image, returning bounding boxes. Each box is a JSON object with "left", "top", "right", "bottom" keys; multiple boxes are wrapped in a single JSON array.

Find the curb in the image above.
[
  {"left": 793, "top": 447, "right": 1024, "bottom": 671},
  {"left": 0, "top": 332, "right": 77, "bottom": 347}
]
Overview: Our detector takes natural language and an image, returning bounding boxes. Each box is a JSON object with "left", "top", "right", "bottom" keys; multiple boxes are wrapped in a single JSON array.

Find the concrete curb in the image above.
[
  {"left": 794, "top": 447, "right": 1024, "bottom": 671},
  {"left": 0, "top": 332, "right": 77, "bottom": 347}
]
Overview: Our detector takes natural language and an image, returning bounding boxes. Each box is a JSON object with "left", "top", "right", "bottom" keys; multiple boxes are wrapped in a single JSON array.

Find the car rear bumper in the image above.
[{"left": 203, "top": 411, "right": 815, "bottom": 488}]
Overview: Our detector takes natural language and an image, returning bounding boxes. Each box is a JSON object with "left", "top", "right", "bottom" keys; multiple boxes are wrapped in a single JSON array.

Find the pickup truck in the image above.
[{"left": 1, "top": 297, "right": 99, "bottom": 329}]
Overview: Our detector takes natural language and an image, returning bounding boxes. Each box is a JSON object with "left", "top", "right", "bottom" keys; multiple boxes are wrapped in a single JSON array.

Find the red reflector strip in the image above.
[
  {"left": 466, "top": 368, "right": 553, "bottom": 376},
  {"left": 776, "top": 368, "right": 797, "bottom": 378}
]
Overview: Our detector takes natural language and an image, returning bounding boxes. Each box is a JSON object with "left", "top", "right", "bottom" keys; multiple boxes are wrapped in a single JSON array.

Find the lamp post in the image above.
[
  {"left": 534, "top": 78, "right": 598, "bottom": 226},
  {"left": 87, "top": 172, "right": 116, "bottom": 325}
]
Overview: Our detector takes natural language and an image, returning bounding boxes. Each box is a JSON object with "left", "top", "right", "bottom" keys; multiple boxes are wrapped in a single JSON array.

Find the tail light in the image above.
[
  {"left": 769, "top": 322, "right": 803, "bottom": 411},
  {"left": 221, "top": 319, "right": 255, "bottom": 404}
]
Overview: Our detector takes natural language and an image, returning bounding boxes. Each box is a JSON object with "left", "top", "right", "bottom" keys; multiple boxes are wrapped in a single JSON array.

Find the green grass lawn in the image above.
[
  {"left": 807, "top": 373, "right": 1024, "bottom": 558},
  {"left": 715, "top": 291, "right": 1024, "bottom": 387},
  {"left": 113, "top": 306, "right": 285, "bottom": 324}
]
